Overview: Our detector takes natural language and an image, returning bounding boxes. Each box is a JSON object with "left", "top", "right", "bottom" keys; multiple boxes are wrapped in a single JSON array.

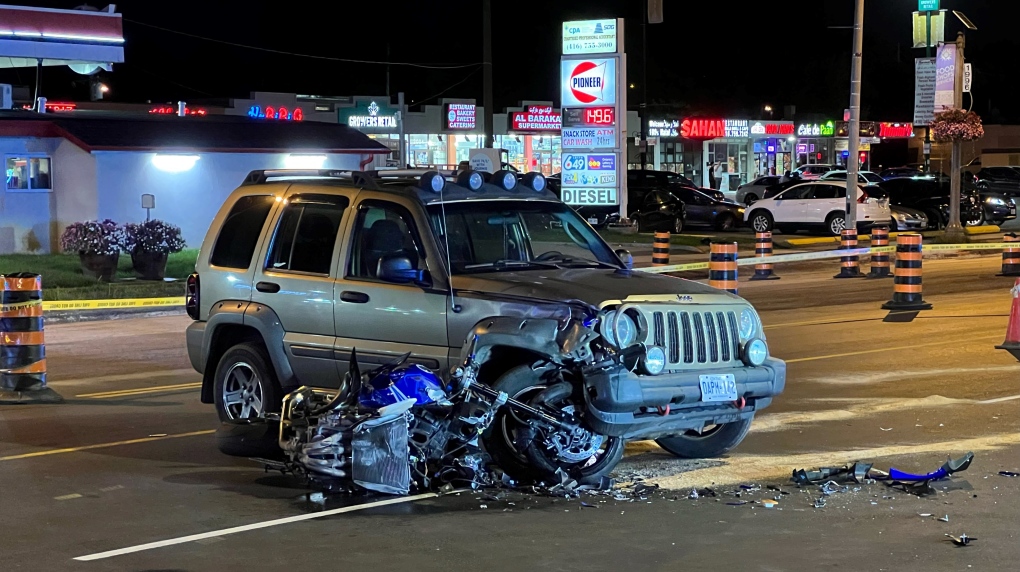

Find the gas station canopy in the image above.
[{"left": 0, "top": 4, "right": 123, "bottom": 73}]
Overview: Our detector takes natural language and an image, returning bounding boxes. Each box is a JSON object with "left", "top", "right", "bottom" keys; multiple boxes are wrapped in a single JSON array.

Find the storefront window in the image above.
[
  {"left": 454, "top": 135, "right": 481, "bottom": 165},
  {"left": 705, "top": 142, "right": 747, "bottom": 191},
  {"left": 6, "top": 156, "right": 51, "bottom": 191},
  {"left": 368, "top": 134, "right": 399, "bottom": 165},
  {"left": 409, "top": 135, "right": 448, "bottom": 168}
]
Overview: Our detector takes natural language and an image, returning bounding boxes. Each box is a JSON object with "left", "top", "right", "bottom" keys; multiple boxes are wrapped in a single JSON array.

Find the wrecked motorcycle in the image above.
[{"left": 217, "top": 344, "right": 621, "bottom": 494}]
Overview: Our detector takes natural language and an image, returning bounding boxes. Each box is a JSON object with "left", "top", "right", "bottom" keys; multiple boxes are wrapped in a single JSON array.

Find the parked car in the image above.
[
  {"left": 879, "top": 166, "right": 924, "bottom": 180},
  {"left": 876, "top": 176, "right": 1004, "bottom": 229},
  {"left": 552, "top": 169, "right": 697, "bottom": 230},
  {"left": 670, "top": 186, "right": 744, "bottom": 231},
  {"left": 792, "top": 164, "right": 839, "bottom": 180},
  {"left": 736, "top": 175, "right": 781, "bottom": 205},
  {"left": 629, "top": 189, "right": 688, "bottom": 233},
  {"left": 889, "top": 204, "right": 929, "bottom": 231},
  {"left": 969, "top": 167, "right": 1020, "bottom": 198},
  {"left": 820, "top": 170, "right": 885, "bottom": 185},
  {"left": 744, "top": 181, "right": 891, "bottom": 236}
]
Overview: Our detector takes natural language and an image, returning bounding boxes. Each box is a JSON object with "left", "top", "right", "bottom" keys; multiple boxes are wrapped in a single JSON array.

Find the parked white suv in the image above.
[
  {"left": 793, "top": 164, "right": 839, "bottom": 180},
  {"left": 744, "top": 181, "right": 890, "bottom": 236}
]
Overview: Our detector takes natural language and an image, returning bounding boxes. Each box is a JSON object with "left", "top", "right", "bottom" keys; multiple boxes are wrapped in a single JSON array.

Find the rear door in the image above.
[
  {"left": 251, "top": 190, "right": 352, "bottom": 387},
  {"left": 773, "top": 184, "right": 815, "bottom": 222},
  {"left": 805, "top": 183, "right": 842, "bottom": 223},
  {"left": 333, "top": 197, "right": 450, "bottom": 379}
]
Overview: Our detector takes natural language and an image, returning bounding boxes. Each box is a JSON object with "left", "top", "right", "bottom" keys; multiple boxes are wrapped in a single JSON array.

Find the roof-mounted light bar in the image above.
[
  {"left": 522, "top": 172, "right": 546, "bottom": 192},
  {"left": 492, "top": 170, "right": 518, "bottom": 191}
]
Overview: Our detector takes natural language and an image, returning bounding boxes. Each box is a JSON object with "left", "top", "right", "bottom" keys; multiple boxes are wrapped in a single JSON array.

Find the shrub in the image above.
[
  {"left": 59, "top": 219, "right": 125, "bottom": 256},
  {"left": 124, "top": 220, "right": 186, "bottom": 255}
]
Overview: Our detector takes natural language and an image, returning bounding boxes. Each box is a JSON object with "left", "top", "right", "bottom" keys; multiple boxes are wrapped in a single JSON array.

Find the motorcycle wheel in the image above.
[
  {"left": 482, "top": 365, "right": 623, "bottom": 486},
  {"left": 655, "top": 417, "right": 753, "bottom": 459}
]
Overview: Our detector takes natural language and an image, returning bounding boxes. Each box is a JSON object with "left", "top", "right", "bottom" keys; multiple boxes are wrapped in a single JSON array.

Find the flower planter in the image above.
[
  {"left": 131, "top": 251, "right": 169, "bottom": 281},
  {"left": 79, "top": 253, "right": 119, "bottom": 282}
]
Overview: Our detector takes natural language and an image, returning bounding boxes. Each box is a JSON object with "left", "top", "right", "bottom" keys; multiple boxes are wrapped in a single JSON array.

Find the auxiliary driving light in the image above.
[
  {"left": 492, "top": 169, "right": 518, "bottom": 191},
  {"left": 639, "top": 346, "right": 667, "bottom": 376},
  {"left": 419, "top": 171, "right": 445, "bottom": 193},
  {"left": 458, "top": 170, "right": 484, "bottom": 191},
  {"left": 523, "top": 172, "right": 546, "bottom": 192},
  {"left": 743, "top": 339, "right": 768, "bottom": 367}
]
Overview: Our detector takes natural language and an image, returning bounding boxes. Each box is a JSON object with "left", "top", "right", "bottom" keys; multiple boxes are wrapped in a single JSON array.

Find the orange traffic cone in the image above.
[{"left": 995, "top": 278, "right": 1020, "bottom": 362}]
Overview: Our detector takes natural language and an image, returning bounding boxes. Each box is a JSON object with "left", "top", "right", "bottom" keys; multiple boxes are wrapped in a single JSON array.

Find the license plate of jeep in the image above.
[
  {"left": 1011, "top": 207, "right": 1017, "bottom": 216},
  {"left": 699, "top": 374, "right": 738, "bottom": 402},
  {"left": 588, "top": 217, "right": 599, "bottom": 224}
]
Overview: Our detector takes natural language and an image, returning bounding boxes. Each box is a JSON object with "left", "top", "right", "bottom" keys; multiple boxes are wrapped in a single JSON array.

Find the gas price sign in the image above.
[{"left": 563, "top": 106, "right": 616, "bottom": 128}]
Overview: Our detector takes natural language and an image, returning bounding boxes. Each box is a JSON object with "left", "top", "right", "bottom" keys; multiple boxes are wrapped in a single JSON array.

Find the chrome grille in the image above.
[{"left": 650, "top": 309, "right": 741, "bottom": 369}]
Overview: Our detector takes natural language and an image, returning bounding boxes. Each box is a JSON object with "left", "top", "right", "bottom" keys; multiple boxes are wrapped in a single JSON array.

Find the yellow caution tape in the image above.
[
  {"left": 641, "top": 262, "right": 711, "bottom": 274},
  {"left": 923, "top": 242, "right": 1014, "bottom": 252},
  {"left": 42, "top": 297, "right": 185, "bottom": 312},
  {"left": 0, "top": 299, "right": 42, "bottom": 313}
]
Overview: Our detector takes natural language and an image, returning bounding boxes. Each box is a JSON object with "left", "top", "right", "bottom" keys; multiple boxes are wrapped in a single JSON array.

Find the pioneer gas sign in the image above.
[{"left": 560, "top": 58, "right": 617, "bottom": 107}]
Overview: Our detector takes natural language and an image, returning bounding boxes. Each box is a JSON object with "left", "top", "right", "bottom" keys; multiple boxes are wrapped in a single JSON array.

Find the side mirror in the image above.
[
  {"left": 615, "top": 249, "right": 634, "bottom": 270},
  {"left": 378, "top": 256, "right": 430, "bottom": 286}
]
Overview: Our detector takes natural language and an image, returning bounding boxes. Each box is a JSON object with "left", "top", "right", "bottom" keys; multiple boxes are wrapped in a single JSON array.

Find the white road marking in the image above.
[
  {"left": 798, "top": 365, "right": 1020, "bottom": 385},
  {"left": 979, "top": 394, "right": 1020, "bottom": 404},
  {"left": 73, "top": 492, "right": 443, "bottom": 561},
  {"left": 54, "top": 494, "right": 82, "bottom": 501}
]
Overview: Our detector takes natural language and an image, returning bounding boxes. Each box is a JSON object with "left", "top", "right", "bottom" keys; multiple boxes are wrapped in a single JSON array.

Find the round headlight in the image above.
[
  {"left": 640, "top": 346, "right": 666, "bottom": 376},
  {"left": 738, "top": 308, "right": 757, "bottom": 341},
  {"left": 602, "top": 310, "right": 638, "bottom": 348},
  {"left": 743, "top": 339, "right": 768, "bottom": 366}
]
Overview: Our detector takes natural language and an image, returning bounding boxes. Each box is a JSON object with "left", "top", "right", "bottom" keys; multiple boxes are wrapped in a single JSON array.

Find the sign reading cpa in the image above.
[
  {"left": 562, "top": 19, "right": 618, "bottom": 55},
  {"left": 560, "top": 59, "right": 617, "bottom": 106}
]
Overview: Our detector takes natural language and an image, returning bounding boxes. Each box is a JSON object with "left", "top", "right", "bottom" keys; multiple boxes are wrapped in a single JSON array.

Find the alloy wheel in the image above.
[{"left": 221, "top": 362, "right": 265, "bottom": 420}]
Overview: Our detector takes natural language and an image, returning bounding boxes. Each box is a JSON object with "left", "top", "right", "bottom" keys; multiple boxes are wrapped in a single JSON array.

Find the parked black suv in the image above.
[
  {"left": 969, "top": 167, "right": 1020, "bottom": 198},
  {"left": 550, "top": 169, "right": 697, "bottom": 231},
  {"left": 877, "top": 176, "right": 1014, "bottom": 228}
]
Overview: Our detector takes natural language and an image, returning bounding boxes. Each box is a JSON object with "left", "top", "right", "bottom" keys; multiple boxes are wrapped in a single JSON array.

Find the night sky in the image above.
[{"left": 5, "top": 1, "right": 1018, "bottom": 122}]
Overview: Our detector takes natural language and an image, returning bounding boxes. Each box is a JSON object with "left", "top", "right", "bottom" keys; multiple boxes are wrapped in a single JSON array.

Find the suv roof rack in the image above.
[{"left": 241, "top": 169, "right": 357, "bottom": 186}]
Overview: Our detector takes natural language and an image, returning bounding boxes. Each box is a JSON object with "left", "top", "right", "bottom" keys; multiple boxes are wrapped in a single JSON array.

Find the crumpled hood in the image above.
[{"left": 454, "top": 267, "right": 742, "bottom": 308}]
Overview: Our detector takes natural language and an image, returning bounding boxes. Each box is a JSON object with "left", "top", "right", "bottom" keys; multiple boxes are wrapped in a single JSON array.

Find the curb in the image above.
[{"left": 781, "top": 225, "right": 1002, "bottom": 247}]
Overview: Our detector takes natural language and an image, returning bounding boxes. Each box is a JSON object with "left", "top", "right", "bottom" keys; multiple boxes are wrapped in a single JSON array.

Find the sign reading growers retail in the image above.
[
  {"left": 338, "top": 101, "right": 398, "bottom": 131},
  {"left": 562, "top": 19, "right": 617, "bottom": 55},
  {"left": 561, "top": 18, "right": 625, "bottom": 208}
]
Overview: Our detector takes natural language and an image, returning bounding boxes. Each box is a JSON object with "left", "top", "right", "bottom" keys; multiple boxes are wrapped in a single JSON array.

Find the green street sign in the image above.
[{"left": 918, "top": 0, "right": 939, "bottom": 11}]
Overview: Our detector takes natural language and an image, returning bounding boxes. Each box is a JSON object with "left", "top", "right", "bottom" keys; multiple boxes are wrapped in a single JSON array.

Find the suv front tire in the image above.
[{"left": 213, "top": 342, "right": 282, "bottom": 422}]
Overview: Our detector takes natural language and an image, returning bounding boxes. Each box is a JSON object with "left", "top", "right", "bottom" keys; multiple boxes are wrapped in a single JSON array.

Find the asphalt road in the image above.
[{"left": 3, "top": 254, "right": 1020, "bottom": 571}]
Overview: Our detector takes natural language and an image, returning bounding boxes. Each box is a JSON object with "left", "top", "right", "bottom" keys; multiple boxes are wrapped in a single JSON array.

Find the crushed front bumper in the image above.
[{"left": 583, "top": 357, "right": 786, "bottom": 441}]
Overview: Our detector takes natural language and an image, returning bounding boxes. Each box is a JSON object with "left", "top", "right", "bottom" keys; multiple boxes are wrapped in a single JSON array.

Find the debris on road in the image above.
[
  {"left": 938, "top": 515, "right": 950, "bottom": 522},
  {"left": 792, "top": 452, "right": 975, "bottom": 497},
  {"left": 945, "top": 534, "right": 977, "bottom": 547},
  {"left": 998, "top": 471, "right": 1020, "bottom": 477}
]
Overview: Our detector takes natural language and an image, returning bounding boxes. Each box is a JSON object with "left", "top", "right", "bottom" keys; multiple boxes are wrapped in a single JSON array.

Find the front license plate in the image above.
[
  {"left": 1011, "top": 207, "right": 1016, "bottom": 216},
  {"left": 588, "top": 217, "right": 599, "bottom": 224},
  {"left": 699, "top": 374, "right": 738, "bottom": 402}
]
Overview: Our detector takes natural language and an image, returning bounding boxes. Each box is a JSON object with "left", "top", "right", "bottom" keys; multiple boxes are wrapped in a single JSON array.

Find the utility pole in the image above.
[
  {"left": 640, "top": 0, "right": 648, "bottom": 170},
  {"left": 923, "top": 9, "right": 932, "bottom": 173},
  {"left": 845, "top": 0, "right": 865, "bottom": 231},
  {"left": 945, "top": 31, "right": 966, "bottom": 240},
  {"left": 482, "top": 0, "right": 494, "bottom": 148}
]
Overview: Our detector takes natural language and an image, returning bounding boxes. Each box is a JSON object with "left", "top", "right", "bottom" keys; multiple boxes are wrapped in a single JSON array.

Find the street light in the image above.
[{"left": 764, "top": 104, "right": 774, "bottom": 118}]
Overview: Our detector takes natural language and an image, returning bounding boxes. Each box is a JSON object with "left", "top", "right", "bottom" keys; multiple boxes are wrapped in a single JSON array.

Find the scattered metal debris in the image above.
[
  {"left": 726, "top": 501, "right": 748, "bottom": 506},
  {"left": 938, "top": 515, "right": 950, "bottom": 522},
  {"left": 813, "top": 498, "right": 827, "bottom": 509},
  {"left": 688, "top": 489, "right": 699, "bottom": 500},
  {"left": 945, "top": 534, "right": 976, "bottom": 547},
  {"left": 999, "top": 471, "right": 1020, "bottom": 477}
]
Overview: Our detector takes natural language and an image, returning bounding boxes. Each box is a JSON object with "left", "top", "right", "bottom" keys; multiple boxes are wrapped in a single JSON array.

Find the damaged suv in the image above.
[{"left": 186, "top": 168, "right": 785, "bottom": 465}]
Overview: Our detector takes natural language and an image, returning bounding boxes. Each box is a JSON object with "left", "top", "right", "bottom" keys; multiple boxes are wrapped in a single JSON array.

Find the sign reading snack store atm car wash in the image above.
[
  {"left": 561, "top": 59, "right": 617, "bottom": 106},
  {"left": 511, "top": 106, "right": 562, "bottom": 131}
]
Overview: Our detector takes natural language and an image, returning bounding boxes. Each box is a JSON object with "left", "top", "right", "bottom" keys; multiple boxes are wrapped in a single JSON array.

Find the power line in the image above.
[
  {"left": 409, "top": 67, "right": 481, "bottom": 108},
  {"left": 124, "top": 19, "right": 482, "bottom": 70}
]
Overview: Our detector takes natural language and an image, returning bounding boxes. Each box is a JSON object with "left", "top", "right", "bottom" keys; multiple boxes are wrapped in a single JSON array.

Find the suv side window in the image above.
[
  {"left": 778, "top": 185, "right": 814, "bottom": 200},
  {"left": 348, "top": 202, "right": 424, "bottom": 280},
  {"left": 210, "top": 195, "right": 277, "bottom": 269},
  {"left": 812, "top": 184, "right": 842, "bottom": 199},
  {"left": 266, "top": 194, "right": 347, "bottom": 275}
]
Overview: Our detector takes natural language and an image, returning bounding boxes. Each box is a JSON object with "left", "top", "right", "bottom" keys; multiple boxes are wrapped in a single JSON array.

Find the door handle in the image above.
[
  {"left": 340, "top": 291, "right": 370, "bottom": 304},
  {"left": 256, "top": 281, "right": 280, "bottom": 293}
]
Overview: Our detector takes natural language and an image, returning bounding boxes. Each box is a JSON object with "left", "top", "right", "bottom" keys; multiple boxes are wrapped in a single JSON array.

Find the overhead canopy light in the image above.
[
  {"left": 152, "top": 154, "right": 200, "bottom": 173},
  {"left": 284, "top": 154, "right": 327, "bottom": 169}
]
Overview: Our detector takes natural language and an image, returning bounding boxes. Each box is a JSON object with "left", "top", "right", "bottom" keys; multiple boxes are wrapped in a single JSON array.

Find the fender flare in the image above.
[
  {"left": 203, "top": 301, "right": 296, "bottom": 388},
  {"left": 458, "top": 317, "right": 563, "bottom": 366}
]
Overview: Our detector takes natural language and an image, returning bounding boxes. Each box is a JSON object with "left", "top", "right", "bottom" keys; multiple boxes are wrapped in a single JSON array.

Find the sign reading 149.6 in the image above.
[{"left": 918, "top": 0, "right": 939, "bottom": 11}]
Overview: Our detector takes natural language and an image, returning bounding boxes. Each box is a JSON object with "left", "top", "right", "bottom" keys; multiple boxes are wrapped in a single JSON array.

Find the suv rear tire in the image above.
[
  {"left": 213, "top": 342, "right": 282, "bottom": 422},
  {"left": 825, "top": 212, "right": 847, "bottom": 236},
  {"left": 655, "top": 417, "right": 754, "bottom": 459}
]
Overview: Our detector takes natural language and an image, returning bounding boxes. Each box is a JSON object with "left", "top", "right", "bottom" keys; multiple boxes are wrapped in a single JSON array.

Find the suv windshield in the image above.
[{"left": 427, "top": 201, "right": 621, "bottom": 275}]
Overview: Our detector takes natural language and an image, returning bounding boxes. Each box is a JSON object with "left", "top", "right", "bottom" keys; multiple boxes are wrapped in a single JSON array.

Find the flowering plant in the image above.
[
  {"left": 930, "top": 109, "right": 985, "bottom": 142},
  {"left": 123, "top": 220, "right": 186, "bottom": 255},
  {"left": 59, "top": 219, "right": 125, "bottom": 256}
]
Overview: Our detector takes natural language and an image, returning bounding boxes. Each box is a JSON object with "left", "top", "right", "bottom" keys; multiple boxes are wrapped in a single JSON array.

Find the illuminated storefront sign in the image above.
[
  {"left": 836, "top": 121, "right": 878, "bottom": 138},
  {"left": 562, "top": 127, "right": 616, "bottom": 149},
  {"left": 561, "top": 153, "right": 617, "bottom": 187},
  {"left": 149, "top": 105, "right": 207, "bottom": 116},
  {"left": 22, "top": 101, "right": 76, "bottom": 112},
  {"left": 562, "top": 19, "right": 618, "bottom": 55},
  {"left": 339, "top": 101, "right": 397, "bottom": 130},
  {"left": 561, "top": 58, "right": 617, "bottom": 106},
  {"left": 648, "top": 119, "right": 679, "bottom": 138},
  {"left": 750, "top": 121, "right": 795, "bottom": 136},
  {"left": 446, "top": 103, "right": 477, "bottom": 130},
  {"left": 725, "top": 120, "right": 749, "bottom": 138},
  {"left": 248, "top": 105, "right": 304, "bottom": 121},
  {"left": 879, "top": 122, "right": 915, "bottom": 138},
  {"left": 511, "top": 106, "right": 561, "bottom": 131},
  {"left": 797, "top": 122, "right": 835, "bottom": 137},
  {"left": 680, "top": 118, "right": 724, "bottom": 139}
]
